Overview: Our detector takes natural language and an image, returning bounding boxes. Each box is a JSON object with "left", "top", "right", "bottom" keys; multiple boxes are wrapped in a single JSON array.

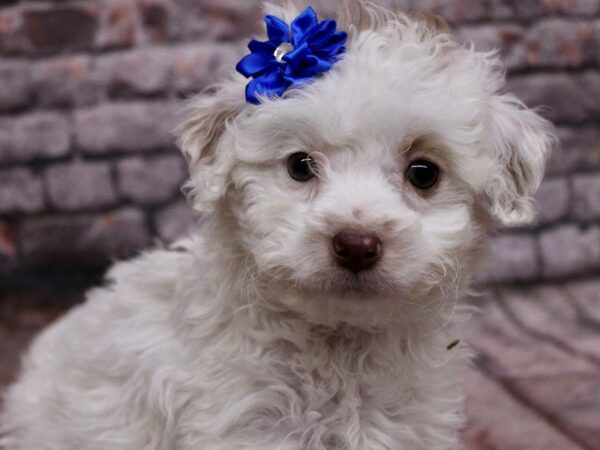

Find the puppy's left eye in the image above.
[
  {"left": 406, "top": 159, "right": 440, "bottom": 190},
  {"left": 287, "top": 152, "right": 316, "bottom": 182}
]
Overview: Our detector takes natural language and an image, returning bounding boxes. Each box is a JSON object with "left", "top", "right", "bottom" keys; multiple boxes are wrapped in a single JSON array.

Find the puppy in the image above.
[{"left": 1, "top": 1, "right": 554, "bottom": 449}]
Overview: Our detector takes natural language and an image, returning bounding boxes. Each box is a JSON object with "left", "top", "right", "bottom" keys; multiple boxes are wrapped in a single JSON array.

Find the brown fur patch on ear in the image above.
[{"left": 417, "top": 11, "right": 450, "bottom": 34}]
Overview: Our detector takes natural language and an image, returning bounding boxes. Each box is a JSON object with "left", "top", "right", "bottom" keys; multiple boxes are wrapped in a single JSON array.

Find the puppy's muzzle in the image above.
[{"left": 332, "top": 231, "right": 382, "bottom": 273}]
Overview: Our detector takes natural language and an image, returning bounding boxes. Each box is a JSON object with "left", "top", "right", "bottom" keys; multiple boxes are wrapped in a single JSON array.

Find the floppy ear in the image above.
[
  {"left": 175, "top": 81, "right": 246, "bottom": 213},
  {"left": 484, "top": 94, "right": 555, "bottom": 226}
]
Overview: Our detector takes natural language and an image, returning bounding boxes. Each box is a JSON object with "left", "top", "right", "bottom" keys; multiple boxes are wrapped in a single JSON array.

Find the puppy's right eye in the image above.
[
  {"left": 405, "top": 159, "right": 439, "bottom": 190},
  {"left": 287, "top": 152, "right": 316, "bottom": 182}
]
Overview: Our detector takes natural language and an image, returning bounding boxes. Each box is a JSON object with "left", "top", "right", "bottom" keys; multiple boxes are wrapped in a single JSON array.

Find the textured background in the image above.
[
  {"left": 1, "top": 1, "right": 600, "bottom": 448},
  {"left": 1, "top": 0, "right": 600, "bottom": 284}
]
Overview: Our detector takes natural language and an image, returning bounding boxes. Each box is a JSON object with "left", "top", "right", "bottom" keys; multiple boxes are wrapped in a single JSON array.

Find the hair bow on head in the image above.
[{"left": 236, "top": 7, "right": 348, "bottom": 104}]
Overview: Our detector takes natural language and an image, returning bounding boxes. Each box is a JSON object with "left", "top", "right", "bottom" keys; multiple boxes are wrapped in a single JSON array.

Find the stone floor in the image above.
[{"left": 1, "top": 279, "right": 599, "bottom": 449}]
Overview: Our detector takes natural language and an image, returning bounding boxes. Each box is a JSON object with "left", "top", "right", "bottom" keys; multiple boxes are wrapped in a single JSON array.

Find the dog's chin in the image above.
[
  {"left": 296, "top": 269, "right": 402, "bottom": 303},
  {"left": 263, "top": 268, "right": 433, "bottom": 328},
  {"left": 282, "top": 279, "right": 402, "bottom": 328},
  {"left": 256, "top": 263, "right": 430, "bottom": 327},
  {"left": 310, "top": 282, "right": 381, "bottom": 303}
]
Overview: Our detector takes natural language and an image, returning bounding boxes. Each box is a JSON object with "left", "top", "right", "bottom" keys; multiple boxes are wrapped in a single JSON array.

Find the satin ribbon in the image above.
[{"left": 236, "top": 7, "right": 348, "bottom": 104}]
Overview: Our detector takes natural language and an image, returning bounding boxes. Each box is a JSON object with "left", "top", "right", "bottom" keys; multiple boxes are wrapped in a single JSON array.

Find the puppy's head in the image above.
[{"left": 177, "top": 1, "right": 554, "bottom": 328}]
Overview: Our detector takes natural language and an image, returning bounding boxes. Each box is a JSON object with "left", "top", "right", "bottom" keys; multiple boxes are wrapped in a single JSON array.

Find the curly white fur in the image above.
[{"left": 1, "top": 2, "right": 554, "bottom": 449}]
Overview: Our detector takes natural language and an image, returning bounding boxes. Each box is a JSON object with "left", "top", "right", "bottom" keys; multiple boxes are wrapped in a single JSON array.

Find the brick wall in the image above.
[{"left": 1, "top": 0, "right": 599, "bottom": 284}]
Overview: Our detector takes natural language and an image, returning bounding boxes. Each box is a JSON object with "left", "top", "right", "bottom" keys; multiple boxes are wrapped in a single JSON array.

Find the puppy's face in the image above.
[{"left": 178, "top": 4, "right": 554, "bottom": 327}]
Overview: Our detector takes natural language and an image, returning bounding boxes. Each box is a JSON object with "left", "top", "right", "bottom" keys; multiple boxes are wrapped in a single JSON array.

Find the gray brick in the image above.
[
  {"left": 117, "top": 155, "right": 186, "bottom": 205},
  {"left": 593, "top": 20, "right": 600, "bottom": 66},
  {"left": 511, "top": 19, "right": 597, "bottom": 69},
  {"left": 416, "top": 0, "right": 488, "bottom": 22},
  {"left": 486, "top": 0, "right": 515, "bottom": 20},
  {"left": 0, "top": 7, "right": 28, "bottom": 55},
  {"left": 174, "top": 0, "right": 261, "bottom": 41},
  {"left": 138, "top": 0, "right": 175, "bottom": 43},
  {"left": 96, "top": 48, "right": 173, "bottom": 96},
  {"left": 31, "top": 55, "right": 104, "bottom": 108},
  {"left": 153, "top": 200, "right": 197, "bottom": 243},
  {"left": 414, "top": 0, "right": 512, "bottom": 21},
  {"left": 534, "top": 177, "right": 570, "bottom": 225},
  {"left": 479, "top": 234, "right": 539, "bottom": 283},
  {"left": 549, "top": 127, "right": 600, "bottom": 175},
  {"left": 0, "top": 168, "right": 44, "bottom": 214},
  {"left": 514, "top": 0, "right": 600, "bottom": 17},
  {"left": 0, "top": 220, "right": 16, "bottom": 263},
  {"left": 512, "top": 1, "right": 558, "bottom": 18},
  {"left": 45, "top": 162, "right": 117, "bottom": 211},
  {"left": 573, "top": 174, "right": 600, "bottom": 221},
  {"left": 0, "top": 112, "right": 71, "bottom": 164},
  {"left": 508, "top": 72, "right": 600, "bottom": 124},
  {"left": 454, "top": 24, "right": 525, "bottom": 70},
  {"left": 475, "top": 0, "right": 514, "bottom": 20},
  {"left": 0, "top": 125, "right": 11, "bottom": 164},
  {"left": 22, "top": 5, "right": 99, "bottom": 53},
  {"left": 75, "top": 102, "right": 178, "bottom": 155},
  {"left": 570, "top": 0, "right": 600, "bottom": 14},
  {"left": 96, "top": 1, "right": 137, "bottom": 50},
  {"left": 0, "top": 61, "right": 32, "bottom": 112},
  {"left": 540, "top": 225, "right": 600, "bottom": 278},
  {"left": 173, "top": 44, "right": 238, "bottom": 95},
  {"left": 0, "top": 220, "right": 17, "bottom": 274},
  {"left": 19, "top": 208, "right": 151, "bottom": 266}
]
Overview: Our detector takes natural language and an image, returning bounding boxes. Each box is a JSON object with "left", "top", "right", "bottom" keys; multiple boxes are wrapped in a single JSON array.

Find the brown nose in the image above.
[{"left": 332, "top": 231, "right": 382, "bottom": 273}]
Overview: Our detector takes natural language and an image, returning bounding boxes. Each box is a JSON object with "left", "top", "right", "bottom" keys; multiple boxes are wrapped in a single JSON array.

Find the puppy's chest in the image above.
[
  {"left": 175, "top": 332, "right": 450, "bottom": 449},
  {"left": 284, "top": 350, "right": 395, "bottom": 413},
  {"left": 229, "top": 340, "right": 409, "bottom": 443},
  {"left": 290, "top": 369, "right": 401, "bottom": 436}
]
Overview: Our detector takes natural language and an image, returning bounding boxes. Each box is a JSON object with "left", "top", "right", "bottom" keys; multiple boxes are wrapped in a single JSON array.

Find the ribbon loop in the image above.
[{"left": 236, "top": 7, "right": 348, "bottom": 104}]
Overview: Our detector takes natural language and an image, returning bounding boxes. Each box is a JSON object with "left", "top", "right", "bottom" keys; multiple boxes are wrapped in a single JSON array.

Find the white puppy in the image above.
[{"left": 1, "top": 2, "right": 554, "bottom": 449}]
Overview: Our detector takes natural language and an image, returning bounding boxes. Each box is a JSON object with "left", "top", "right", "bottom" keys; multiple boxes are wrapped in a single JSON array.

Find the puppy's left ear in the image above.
[
  {"left": 484, "top": 94, "right": 556, "bottom": 226},
  {"left": 176, "top": 81, "right": 246, "bottom": 213}
]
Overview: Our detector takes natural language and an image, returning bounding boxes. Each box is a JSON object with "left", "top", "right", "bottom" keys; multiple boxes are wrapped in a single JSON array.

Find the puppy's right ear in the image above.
[{"left": 176, "top": 81, "right": 246, "bottom": 213}]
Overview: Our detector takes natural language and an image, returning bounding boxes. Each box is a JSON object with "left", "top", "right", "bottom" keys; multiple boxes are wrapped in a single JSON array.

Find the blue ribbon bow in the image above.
[{"left": 236, "top": 7, "right": 348, "bottom": 104}]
